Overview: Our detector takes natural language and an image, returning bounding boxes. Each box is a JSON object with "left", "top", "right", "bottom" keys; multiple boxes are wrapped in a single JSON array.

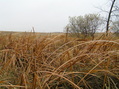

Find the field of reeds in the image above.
[{"left": 0, "top": 31, "right": 119, "bottom": 89}]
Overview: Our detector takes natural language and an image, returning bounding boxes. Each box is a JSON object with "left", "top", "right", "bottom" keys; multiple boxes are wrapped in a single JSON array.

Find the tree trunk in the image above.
[{"left": 106, "top": 0, "right": 116, "bottom": 36}]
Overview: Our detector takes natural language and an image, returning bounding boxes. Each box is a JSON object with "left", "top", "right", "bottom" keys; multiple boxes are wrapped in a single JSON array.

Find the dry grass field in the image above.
[{"left": 0, "top": 31, "right": 119, "bottom": 89}]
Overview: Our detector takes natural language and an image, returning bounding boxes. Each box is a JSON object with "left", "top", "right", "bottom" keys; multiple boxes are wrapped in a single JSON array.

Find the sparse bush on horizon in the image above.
[{"left": 65, "top": 13, "right": 103, "bottom": 39}]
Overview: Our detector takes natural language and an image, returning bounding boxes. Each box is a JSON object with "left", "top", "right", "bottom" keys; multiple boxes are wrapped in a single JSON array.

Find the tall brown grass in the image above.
[{"left": 0, "top": 32, "right": 119, "bottom": 89}]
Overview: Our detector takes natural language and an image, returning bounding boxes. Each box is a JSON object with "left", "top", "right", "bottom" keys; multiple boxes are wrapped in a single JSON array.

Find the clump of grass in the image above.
[{"left": 0, "top": 32, "right": 119, "bottom": 89}]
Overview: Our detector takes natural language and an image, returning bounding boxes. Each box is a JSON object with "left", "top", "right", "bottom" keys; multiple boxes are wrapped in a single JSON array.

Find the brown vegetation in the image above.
[{"left": 0, "top": 32, "right": 119, "bottom": 89}]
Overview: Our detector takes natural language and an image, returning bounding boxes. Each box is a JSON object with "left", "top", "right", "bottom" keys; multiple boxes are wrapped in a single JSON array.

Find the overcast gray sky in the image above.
[{"left": 0, "top": 0, "right": 108, "bottom": 32}]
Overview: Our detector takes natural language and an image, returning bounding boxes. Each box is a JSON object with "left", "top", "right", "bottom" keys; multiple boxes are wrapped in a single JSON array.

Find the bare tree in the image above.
[
  {"left": 66, "top": 14, "right": 102, "bottom": 39},
  {"left": 112, "top": 21, "right": 119, "bottom": 36},
  {"left": 83, "top": 14, "right": 103, "bottom": 39}
]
